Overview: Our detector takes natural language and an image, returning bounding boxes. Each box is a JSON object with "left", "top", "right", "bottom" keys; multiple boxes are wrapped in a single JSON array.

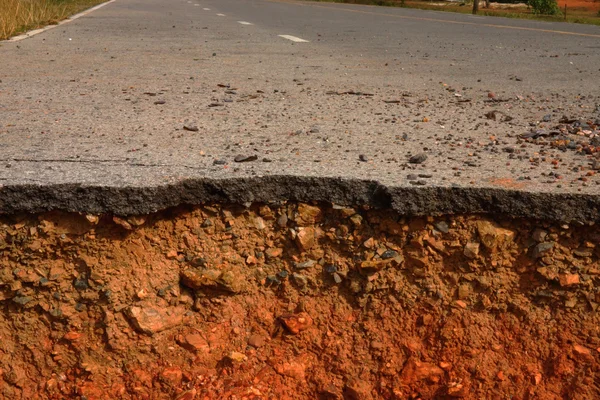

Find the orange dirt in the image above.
[
  {"left": 561, "top": 0, "right": 600, "bottom": 12},
  {"left": 0, "top": 203, "right": 599, "bottom": 399}
]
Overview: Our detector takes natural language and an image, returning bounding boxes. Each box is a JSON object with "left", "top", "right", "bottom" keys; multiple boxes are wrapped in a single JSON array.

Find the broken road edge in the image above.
[{"left": 2, "top": 175, "right": 598, "bottom": 223}]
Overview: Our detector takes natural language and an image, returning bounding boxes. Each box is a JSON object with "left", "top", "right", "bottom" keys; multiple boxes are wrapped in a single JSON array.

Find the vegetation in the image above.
[
  {"left": 528, "top": 0, "right": 561, "bottom": 15},
  {"left": 0, "top": 0, "right": 105, "bottom": 40},
  {"left": 310, "top": 0, "right": 600, "bottom": 26}
]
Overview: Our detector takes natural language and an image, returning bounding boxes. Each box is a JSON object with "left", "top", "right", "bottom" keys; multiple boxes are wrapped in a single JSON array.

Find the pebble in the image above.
[
  {"left": 359, "top": 154, "right": 368, "bottom": 162},
  {"left": 333, "top": 272, "right": 342, "bottom": 283},
  {"left": 464, "top": 242, "right": 480, "bottom": 259},
  {"left": 532, "top": 242, "right": 554, "bottom": 259},
  {"left": 292, "top": 272, "right": 308, "bottom": 287},
  {"left": 183, "top": 124, "right": 199, "bottom": 132},
  {"left": 295, "top": 260, "right": 316, "bottom": 269},
  {"left": 435, "top": 221, "right": 449, "bottom": 233},
  {"left": 381, "top": 250, "right": 399, "bottom": 260},
  {"left": 409, "top": 153, "right": 427, "bottom": 164},
  {"left": 280, "top": 312, "right": 313, "bottom": 334},
  {"left": 234, "top": 155, "right": 258, "bottom": 162},
  {"left": 248, "top": 334, "right": 265, "bottom": 348}
]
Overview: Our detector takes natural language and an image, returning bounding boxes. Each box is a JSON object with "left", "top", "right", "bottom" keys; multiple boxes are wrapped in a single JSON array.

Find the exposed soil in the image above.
[{"left": 1, "top": 203, "right": 599, "bottom": 399}]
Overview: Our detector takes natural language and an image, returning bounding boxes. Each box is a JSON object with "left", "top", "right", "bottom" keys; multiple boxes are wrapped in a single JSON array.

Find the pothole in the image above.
[{"left": 0, "top": 202, "right": 599, "bottom": 399}]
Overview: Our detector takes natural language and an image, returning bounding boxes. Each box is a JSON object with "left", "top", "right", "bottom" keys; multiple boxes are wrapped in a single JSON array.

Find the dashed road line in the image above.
[
  {"left": 217, "top": 13, "right": 226, "bottom": 16},
  {"left": 278, "top": 34, "right": 309, "bottom": 43},
  {"left": 268, "top": 0, "right": 600, "bottom": 39},
  {"left": 237, "top": 21, "right": 253, "bottom": 25},
  {"left": 203, "top": 7, "right": 210, "bottom": 10}
]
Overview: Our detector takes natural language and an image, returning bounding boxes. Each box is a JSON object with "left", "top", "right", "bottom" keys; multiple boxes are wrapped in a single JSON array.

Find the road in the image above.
[{"left": 1, "top": 0, "right": 600, "bottom": 220}]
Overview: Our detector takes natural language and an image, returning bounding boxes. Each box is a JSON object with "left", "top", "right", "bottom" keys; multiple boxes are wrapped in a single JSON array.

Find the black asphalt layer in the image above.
[{"left": 1, "top": 0, "right": 600, "bottom": 221}]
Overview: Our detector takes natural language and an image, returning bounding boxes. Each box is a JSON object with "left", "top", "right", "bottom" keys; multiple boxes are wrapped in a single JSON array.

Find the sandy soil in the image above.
[{"left": 1, "top": 203, "right": 599, "bottom": 399}]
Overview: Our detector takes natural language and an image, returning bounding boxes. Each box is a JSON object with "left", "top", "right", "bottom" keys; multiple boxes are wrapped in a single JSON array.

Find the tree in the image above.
[{"left": 528, "top": 0, "right": 561, "bottom": 15}]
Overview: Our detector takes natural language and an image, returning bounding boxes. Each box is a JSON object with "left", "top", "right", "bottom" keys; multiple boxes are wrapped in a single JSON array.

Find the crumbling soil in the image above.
[{"left": 1, "top": 202, "right": 599, "bottom": 399}]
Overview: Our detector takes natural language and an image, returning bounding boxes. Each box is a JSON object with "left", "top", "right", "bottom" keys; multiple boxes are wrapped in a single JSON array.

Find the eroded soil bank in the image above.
[{"left": 0, "top": 203, "right": 599, "bottom": 399}]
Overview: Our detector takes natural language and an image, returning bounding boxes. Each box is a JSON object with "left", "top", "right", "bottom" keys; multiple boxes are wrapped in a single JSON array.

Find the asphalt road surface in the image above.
[{"left": 1, "top": 0, "right": 600, "bottom": 220}]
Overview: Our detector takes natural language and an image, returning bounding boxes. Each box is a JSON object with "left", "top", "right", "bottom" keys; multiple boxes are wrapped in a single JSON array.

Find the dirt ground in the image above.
[{"left": 1, "top": 202, "right": 599, "bottom": 399}]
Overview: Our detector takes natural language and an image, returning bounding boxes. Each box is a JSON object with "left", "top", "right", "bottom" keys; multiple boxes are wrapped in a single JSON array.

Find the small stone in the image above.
[
  {"left": 349, "top": 214, "right": 363, "bottom": 226},
  {"left": 227, "top": 351, "right": 247, "bottom": 363},
  {"left": 125, "top": 305, "right": 184, "bottom": 335},
  {"left": 559, "top": 273, "right": 580, "bottom": 287},
  {"left": 332, "top": 272, "right": 342, "bottom": 283},
  {"left": 234, "top": 154, "right": 258, "bottom": 162},
  {"left": 457, "top": 283, "right": 471, "bottom": 300},
  {"left": 573, "top": 344, "right": 593, "bottom": 360},
  {"left": 277, "top": 270, "right": 289, "bottom": 279},
  {"left": 266, "top": 275, "right": 281, "bottom": 286},
  {"left": 274, "top": 360, "right": 306, "bottom": 381},
  {"left": 463, "top": 242, "right": 480, "bottom": 259},
  {"left": 476, "top": 221, "right": 515, "bottom": 250},
  {"left": 280, "top": 312, "right": 313, "bottom": 334},
  {"left": 292, "top": 273, "right": 308, "bottom": 287},
  {"left": 532, "top": 229, "right": 547, "bottom": 242},
  {"left": 112, "top": 216, "right": 132, "bottom": 230},
  {"left": 359, "top": 154, "right": 368, "bottom": 162},
  {"left": 573, "top": 248, "right": 593, "bottom": 257},
  {"left": 127, "top": 216, "right": 146, "bottom": 227},
  {"left": 265, "top": 247, "right": 283, "bottom": 259},
  {"left": 295, "top": 259, "right": 316, "bottom": 269},
  {"left": 295, "top": 203, "right": 322, "bottom": 225},
  {"left": 248, "top": 334, "right": 265, "bottom": 348},
  {"left": 381, "top": 250, "right": 399, "bottom": 260},
  {"left": 277, "top": 213, "right": 288, "bottom": 227},
  {"left": 73, "top": 276, "right": 89, "bottom": 290},
  {"left": 434, "top": 221, "right": 449, "bottom": 233},
  {"left": 183, "top": 124, "right": 199, "bottom": 132},
  {"left": 160, "top": 367, "right": 183, "bottom": 387},
  {"left": 295, "top": 227, "right": 316, "bottom": 251},
  {"left": 13, "top": 296, "right": 34, "bottom": 305},
  {"left": 532, "top": 242, "right": 554, "bottom": 259},
  {"left": 409, "top": 153, "right": 427, "bottom": 164},
  {"left": 85, "top": 215, "right": 99, "bottom": 224},
  {"left": 400, "top": 358, "right": 444, "bottom": 384},
  {"left": 362, "top": 237, "right": 376, "bottom": 249}
]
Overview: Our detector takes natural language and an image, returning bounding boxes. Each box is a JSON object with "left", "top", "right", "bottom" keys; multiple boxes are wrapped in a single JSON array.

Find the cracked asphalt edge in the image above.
[{"left": 1, "top": 176, "right": 599, "bottom": 224}]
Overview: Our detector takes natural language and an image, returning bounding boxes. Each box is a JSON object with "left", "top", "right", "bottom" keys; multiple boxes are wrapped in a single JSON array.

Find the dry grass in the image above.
[{"left": 0, "top": 0, "right": 106, "bottom": 40}]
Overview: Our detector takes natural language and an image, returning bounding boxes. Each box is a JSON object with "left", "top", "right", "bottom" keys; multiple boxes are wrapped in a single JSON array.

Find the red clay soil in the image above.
[
  {"left": 562, "top": 0, "right": 600, "bottom": 12},
  {"left": 0, "top": 203, "right": 599, "bottom": 399}
]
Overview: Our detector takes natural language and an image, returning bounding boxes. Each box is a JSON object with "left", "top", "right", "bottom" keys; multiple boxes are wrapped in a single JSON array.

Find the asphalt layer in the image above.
[{"left": 1, "top": 0, "right": 600, "bottom": 221}]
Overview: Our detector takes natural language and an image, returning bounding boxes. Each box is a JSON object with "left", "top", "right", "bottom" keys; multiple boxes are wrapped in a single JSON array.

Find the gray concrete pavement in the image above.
[{"left": 1, "top": 0, "right": 600, "bottom": 221}]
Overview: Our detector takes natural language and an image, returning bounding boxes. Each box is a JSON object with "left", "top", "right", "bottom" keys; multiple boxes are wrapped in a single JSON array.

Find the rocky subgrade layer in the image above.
[{"left": 0, "top": 202, "right": 599, "bottom": 399}]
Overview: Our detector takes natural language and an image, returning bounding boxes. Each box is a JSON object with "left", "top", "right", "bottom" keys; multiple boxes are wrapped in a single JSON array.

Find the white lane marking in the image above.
[
  {"left": 278, "top": 35, "right": 309, "bottom": 43},
  {"left": 216, "top": 13, "right": 226, "bottom": 16},
  {"left": 203, "top": 7, "right": 210, "bottom": 10},
  {"left": 194, "top": 4, "right": 200, "bottom": 6},
  {"left": 7, "top": 0, "right": 117, "bottom": 42},
  {"left": 237, "top": 21, "right": 253, "bottom": 25}
]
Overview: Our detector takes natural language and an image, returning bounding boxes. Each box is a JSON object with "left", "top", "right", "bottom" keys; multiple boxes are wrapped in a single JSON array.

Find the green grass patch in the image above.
[{"left": 0, "top": 0, "right": 107, "bottom": 40}]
